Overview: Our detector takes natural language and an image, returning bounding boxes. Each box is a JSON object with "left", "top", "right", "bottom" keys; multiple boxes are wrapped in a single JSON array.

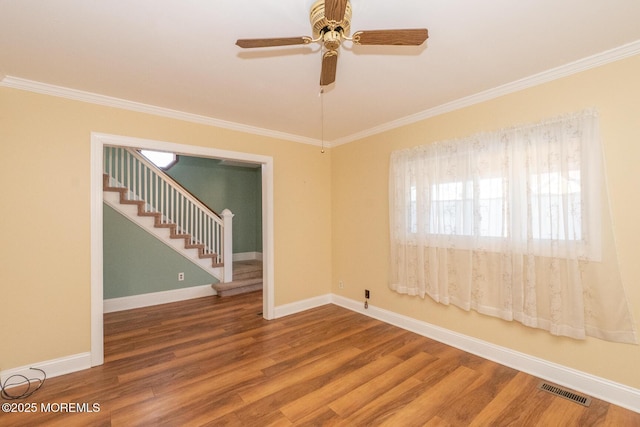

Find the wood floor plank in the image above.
[
  {"left": 468, "top": 372, "right": 541, "bottom": 426},
  {"left": 329, "top": 351, "right": 435, "bottom": 417},
  {"left": 336, "top": 376, "right": 425, "bottom": 426},
  {"left": 604, "top": 403, "right": 640, "bottom": 426},
  {"left": 292, "top": 406, "right": 340, "bottom": 426},
  {"left": 280, "top": 354, "right": 402, "bottom": 422},
  {"left": 378, "top": 365, "right": 482, "bottom": 427},
  {"left": 1, "top": 292, "right": 638, "bottom": 426},
  {"left": 534, "top": 396, "right": 598, "bottom": 426},
  {"left": 424, "top": 416, "right": 456, "bottom": 427},
  {"left": 238, "top": 346, "right": 363, "bottom": 404},
  {"left": 437, "top": 362, "right": 519, "bottom": 425}
]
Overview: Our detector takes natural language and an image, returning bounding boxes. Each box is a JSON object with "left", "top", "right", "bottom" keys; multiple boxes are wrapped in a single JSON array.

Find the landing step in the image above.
[{"left": 212, "top": 278, "right": 262, "bottom": 297}]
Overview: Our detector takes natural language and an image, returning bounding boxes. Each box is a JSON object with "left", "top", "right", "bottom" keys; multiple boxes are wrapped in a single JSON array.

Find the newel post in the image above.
[{"left": 222, "top": 209, "right": 234, "bottom": 282}]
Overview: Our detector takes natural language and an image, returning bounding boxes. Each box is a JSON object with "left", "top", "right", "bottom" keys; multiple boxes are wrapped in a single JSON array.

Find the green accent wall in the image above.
[
  {"left": 103, "top": 204, "right": 218, "bottom": 299},
  {"left": 166, "top": 156, "right": 262, "bottom": 254},
  {"left": 103, "top": 153, "right": 261, "bottom": 299}
]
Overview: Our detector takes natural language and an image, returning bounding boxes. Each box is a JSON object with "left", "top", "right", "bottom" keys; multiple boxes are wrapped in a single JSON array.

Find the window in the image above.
[
  {"left": 139, "top": 149, "right": 178, "bottom": 169},
  {"left": 399, "top": 127, "right": 592, "bottom": 259},
  {"left": 409, "top": 170, "right": 582, "bottom": 242},
  {"left": 388, "top": 110, "right": 637, "bottom": 344},
  {"left": 530, "top": 170, "right": 582, "bottom": 240},
  {"left": 410, "top": 178, "right": 506, "bottom": 237}
]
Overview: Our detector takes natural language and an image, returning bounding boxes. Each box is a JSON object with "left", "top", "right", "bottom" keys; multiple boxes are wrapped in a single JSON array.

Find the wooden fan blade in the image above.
[
  {"left": 320, "top": 51, "right": 338, "bottom": 86},
  {"left": 324, "top": 0, "right": 348, "bottom": 22},
  {"left": 353, "top": 28, "right": 429, "bottom": 46},
  {"left": 236, "top": 36, "right": 311, "bottom": 48}
]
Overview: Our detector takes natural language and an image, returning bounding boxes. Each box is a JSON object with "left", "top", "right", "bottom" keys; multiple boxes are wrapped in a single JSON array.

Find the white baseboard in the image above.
[
  {"left": 331, "top": 294, "right": 640, "bottom": 414},
  {"left": 10, "top": 292, "right": 638, "bottom": 414},
  {"left": 104, "top": 284, "right": 216, "bottom": 313},
  {"left": 1, "top": 352, "right": 91, "bottom": 385},
  {"left": 233, "top": 252, "right": 263, "bottom": 262},
  {"left": 2, "top": 291, "right": 325, "bottom": 387},
  {"left": 274, "top": 294, "right": 332, "bottom": 318}
]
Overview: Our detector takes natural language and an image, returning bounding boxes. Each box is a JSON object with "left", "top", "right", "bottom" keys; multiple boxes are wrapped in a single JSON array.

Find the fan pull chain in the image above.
[{"left": 319, "top": 87, "right": 325, "bottom": 154}]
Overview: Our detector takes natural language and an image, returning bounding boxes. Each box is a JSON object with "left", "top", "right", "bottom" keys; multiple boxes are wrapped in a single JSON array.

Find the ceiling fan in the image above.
[{"left": 236, "top": 0, "right": 429, "bottom": 86}]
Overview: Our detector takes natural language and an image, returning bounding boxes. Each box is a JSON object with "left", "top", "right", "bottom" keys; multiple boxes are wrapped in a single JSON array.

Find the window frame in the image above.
[{"left": 399, "top": 135, "right": 599, "bottom": 261}]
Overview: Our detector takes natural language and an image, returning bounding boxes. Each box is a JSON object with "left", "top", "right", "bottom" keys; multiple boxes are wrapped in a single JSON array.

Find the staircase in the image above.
[
  {"left": 212, "top": 260, "right": 263, "bottom": 297},
  {"left": 102, "top": 146, "right": 233, "bottom": 283},
  {"left": 103, "top": 173, "right": 223, "bottom": 268}
]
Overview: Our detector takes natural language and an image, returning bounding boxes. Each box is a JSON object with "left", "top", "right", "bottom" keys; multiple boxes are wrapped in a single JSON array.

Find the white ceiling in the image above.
[{"left": 2, "top": 0, "right": 640, "bottom": 144}]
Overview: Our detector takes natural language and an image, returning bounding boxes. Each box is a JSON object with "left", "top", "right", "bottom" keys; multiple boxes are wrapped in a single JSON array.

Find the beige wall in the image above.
[
  {"left": 0, "top": 88, "right": 332, "bottom": 369},
  {"left": 2, "top": 54, "right": 639, "bottom": 390},
  {"left": 331, "top": 54, "right": 640, "bottom": 389}
]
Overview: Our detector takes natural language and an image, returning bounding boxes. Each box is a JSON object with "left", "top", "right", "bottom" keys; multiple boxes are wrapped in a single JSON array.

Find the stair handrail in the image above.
[
  {"left": 132, "top": 148, "right": 222, "bottom": 218},
  {"left": 103, "top": 146, "right": 233, "bottom": 280}
]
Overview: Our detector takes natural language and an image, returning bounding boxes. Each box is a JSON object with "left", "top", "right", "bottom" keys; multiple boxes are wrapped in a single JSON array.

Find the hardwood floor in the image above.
[{"left": 2, "top": 292, "right": 639, "bottom": 426}]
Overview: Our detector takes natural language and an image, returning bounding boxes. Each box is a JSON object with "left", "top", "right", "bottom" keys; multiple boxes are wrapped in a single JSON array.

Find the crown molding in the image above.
[
  {"left": 0, "top": 76, "right": 321, "bottom": 147},
  {"left": 331, "top": 39, "right": 640, "bottom": 147},
  {"left": 2, "top": 39, "right": 639, "bottom": 148}
]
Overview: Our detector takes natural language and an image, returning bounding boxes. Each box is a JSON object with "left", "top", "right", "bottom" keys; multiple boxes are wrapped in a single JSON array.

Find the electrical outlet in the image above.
[
  {"left": 178, "top": 272, "right": 185, "bottom": 281},
  {"left": 339, "top": 281, "right": 344, "bottom": 289},
  {"left": 365, "top": 289, "right": 370, "bottom": 299}
]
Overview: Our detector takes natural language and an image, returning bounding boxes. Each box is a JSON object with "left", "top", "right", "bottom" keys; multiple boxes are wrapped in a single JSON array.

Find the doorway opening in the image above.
[{"left": 91, "top": 133, "right": 274, "bottom": 366}]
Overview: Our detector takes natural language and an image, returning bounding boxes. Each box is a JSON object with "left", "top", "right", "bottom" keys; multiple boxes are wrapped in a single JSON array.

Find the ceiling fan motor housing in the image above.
[
  {"left": 310, "top": 0, "right": 352, "bottom": 38},
  {"left": 323, "top": 30, "right": 341, "bottom": 50}
]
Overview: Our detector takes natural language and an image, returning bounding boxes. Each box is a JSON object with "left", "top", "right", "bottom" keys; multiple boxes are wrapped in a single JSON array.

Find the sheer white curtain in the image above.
[{"left": 389, "top": 110, "right": 637, "bottom": 343}]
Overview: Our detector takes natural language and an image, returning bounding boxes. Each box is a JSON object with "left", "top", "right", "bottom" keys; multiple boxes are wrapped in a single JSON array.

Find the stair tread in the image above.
[
  {"left": 104, "top": 172, "right": 231, "bottom": 282},
  {"left": 234, "top": 265, "right": 262, "bottom": 273},
  {"left": 170, "top": 233, "right": 190, "bottom": 238},
  {"left": 231, "top": 260, "right": 262, "bottom": 281},
  {"left": 212, "top": 278, "right": 262, "bottom": 291},
  {"left": 234, "top": 260, "right": 262, "bottom": 271},
  {"left": 155, "top": 223, "right": 175, "bottom": 228},
  {"left": 199, "top": 253, "right": 218, "bottom": 259},
  {"left": 212, "top": 279, "right": 262, "bottom": 297}
]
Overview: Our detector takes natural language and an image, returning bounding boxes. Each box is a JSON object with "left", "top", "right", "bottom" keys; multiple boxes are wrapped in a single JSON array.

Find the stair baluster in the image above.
[{"left": 103, "top": 146, "right": 232, "bottom": 282}]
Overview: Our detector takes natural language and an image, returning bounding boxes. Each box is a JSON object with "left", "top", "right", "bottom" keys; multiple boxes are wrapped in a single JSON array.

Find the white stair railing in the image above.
[{"left": 104, "top": 146, "right": 233, "bottom": 281}]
